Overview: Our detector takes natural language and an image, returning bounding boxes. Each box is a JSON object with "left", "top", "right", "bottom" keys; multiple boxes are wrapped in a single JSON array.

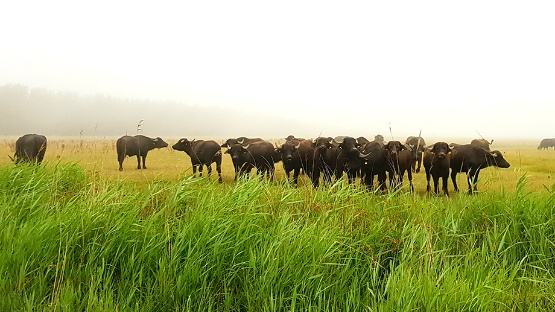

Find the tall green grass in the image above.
[{"left": 1, "top": 163, "right": 555, "bottom": 311}]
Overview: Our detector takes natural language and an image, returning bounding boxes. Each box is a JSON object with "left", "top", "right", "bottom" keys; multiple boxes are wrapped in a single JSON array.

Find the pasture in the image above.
[{"left": 1, "top": 136, "right": 555, "bottom": 310}]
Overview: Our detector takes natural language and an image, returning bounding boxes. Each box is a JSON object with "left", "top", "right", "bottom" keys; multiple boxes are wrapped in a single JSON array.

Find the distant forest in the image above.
[{"left": 0, "top": 84, "right": 306, "bottom": 138}]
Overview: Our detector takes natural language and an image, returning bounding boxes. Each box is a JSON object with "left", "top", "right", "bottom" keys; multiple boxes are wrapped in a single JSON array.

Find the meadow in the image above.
[{"left": 1, "top": 137, "right": 555, "bottom": 311}]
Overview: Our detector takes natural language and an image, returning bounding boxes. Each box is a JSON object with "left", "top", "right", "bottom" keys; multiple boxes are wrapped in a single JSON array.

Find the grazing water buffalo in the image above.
[
  {"left": 538, "top": 138, "right": 555, "bottom": 150},
  {"left": 11, "top": 134, "right": 47, "bottom": 164},
  {"left": 172, "top": 138, "right": 223, "bottom": 183},
  {"left": 276, "top": 139, "right": 315, "bottom": 185},
  {"left": 225, "top": 141, "right": 280, "bottom": 181},
  {"left": 384, "top": 141, "right": 414, "bottom": 191},
  {"left": 359, "top": 141, "right": 388, "bottom": 191},
  {"left": 406, "top": 136, "right": 426, "bottom": 173},
  {"left": 423, "top": 142, "right": 452, "bottom": 195},
  {"left": 450, "top": 144, "right": 510, "bottom": 194},
  {"left": 116, "top": 135, "right": 168, "bottom": 171},
  {"left": 470, "top": 139, "right": 493, "bottom": 151},
  {"left": 312, "top": 137, "right": 341, "bottom": 187}
]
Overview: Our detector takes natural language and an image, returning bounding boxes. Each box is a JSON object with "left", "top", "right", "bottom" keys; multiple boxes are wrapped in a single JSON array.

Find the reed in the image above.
[{"left": 1, "top": 163, "right": 555, "bottom": 310}]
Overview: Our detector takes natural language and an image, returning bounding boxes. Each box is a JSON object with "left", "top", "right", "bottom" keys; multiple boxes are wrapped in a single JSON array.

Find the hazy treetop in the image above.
[{"left": 1, "top": 1, "right": 554, "bottom": 140}]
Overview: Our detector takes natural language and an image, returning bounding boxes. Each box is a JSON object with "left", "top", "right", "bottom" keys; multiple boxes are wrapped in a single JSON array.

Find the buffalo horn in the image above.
[{"left": 358, "top": 150, "right": 372, "bottom": 158}]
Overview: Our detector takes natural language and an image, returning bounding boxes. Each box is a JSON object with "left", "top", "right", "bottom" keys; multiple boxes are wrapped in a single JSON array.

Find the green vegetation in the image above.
[{"left": 1, "top": 163, "right": 555, "bottom": 311}]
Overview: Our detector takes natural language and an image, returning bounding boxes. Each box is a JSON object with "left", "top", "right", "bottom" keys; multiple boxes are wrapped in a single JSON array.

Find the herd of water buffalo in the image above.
[{"left": 8, "top": 133, "right": 555, "bottom": 195}]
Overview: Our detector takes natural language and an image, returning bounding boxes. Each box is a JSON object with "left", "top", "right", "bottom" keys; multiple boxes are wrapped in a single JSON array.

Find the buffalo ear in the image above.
[{"left": 276, "top": 148, "right": 282, "bottom": 153}]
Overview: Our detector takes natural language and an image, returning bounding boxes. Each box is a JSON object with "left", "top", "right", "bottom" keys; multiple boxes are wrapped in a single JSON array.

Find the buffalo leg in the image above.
[
  {"left": 198, "top": 165, "right": 203, "bottom": 177},
  {"left": 118, "top": 156, "right": 125, "bottom": 171},
  {"left": 292, "top": 168, "right": 300, "bottom": 186},
  {"left": 441, "top": 174, "right": 449, "bottom": 196},
  {"left": 467, "top": 169, "right": 480, "bottom": 195},
  {"left": 142, "top": 155, "right": 148, "bottom": 169},
  {"left": 425, "top": 168, "right": 431, "bottom": 192},
  {"left": 433, "top": 175, "right": 440, "bottom": 194},
  {"left": 215, "top": 161, "right": 222, "bottom": 183},
  {"left": 136, "top": 156, "right": 142, "bottom": 169},
  {"left": 407, "top": 169, "right": 413, "bottom": 192},
  {"left": 451, "top": 171, "right": 459, "bottom": 192}
]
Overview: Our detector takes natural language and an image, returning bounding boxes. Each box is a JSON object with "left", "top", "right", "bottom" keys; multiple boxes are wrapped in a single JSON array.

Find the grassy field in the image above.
[{"left": 1, "top": 137, "right": 555, "bottom": 310}]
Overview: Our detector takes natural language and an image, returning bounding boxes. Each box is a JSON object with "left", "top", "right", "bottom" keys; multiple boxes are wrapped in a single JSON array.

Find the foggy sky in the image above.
[{"left": 1, "top": 1, "right": 555, "bottom": 140}]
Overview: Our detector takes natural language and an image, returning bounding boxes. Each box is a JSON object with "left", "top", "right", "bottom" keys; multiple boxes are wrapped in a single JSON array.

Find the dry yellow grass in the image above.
[{"left": 1, "top": 136, "right": 554, "bottom": 194}]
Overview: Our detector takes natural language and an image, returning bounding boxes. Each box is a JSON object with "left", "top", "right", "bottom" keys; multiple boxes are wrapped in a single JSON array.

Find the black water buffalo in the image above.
[
  {"left": 225, "top": 141, "right": 280, "bottom": 181},
  {"left": 538, "top": 138, "right": 555, "bottom": 150},
  {"left": 312, "top": 137, "right": 341, "bottom": 187},
  {"left": 423, "top": 142, "right": 452, "bottom": 195},
  {"left": 116, "top": 135, "right": 168, "bottom": 171},
  {"left": 450, "top": 144, "right": 510, "bottom": 194},
  {"left": 276, "top": 139, "right": 315, "bottom": 185},
  {"left": 337, "top": 137, "right": 367, "bottom": 184},
  {"left": 406, "top": 136, "right": 426, "bottom": 173},
  {"left": 373, "top": 134, "right": 385, "bottom": 146},
  {"left": 285, "top": 135, "right": 304, "bottom": 142},
  {"left": 357, "top": 137, "right": 370, "bottom": 145},
  {"left": 359, "top": 141, "right": 388, "bottom": 191},
  {"left": 172, "top": 138, "right": 223, "bottom": 183},
  {"left": 384, "top": 140, "right": 414, "bottom": 191},
  {"left": 470, "top": 139, "right": 493, "bottom": 151},
  {"left": 11, "top": 134, "right": 47, "bottom": 164},
  {"left": 221, "top": 137, "right": 263, "bottom": 148}
]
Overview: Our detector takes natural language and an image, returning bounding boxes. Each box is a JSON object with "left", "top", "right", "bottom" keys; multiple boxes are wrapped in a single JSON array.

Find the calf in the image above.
[
  {"left": 276, "top": 139, "right": 315, "bottom": 185},
  {"left": 384, "top": 141, "right": 415, "bottom": 192},
  {"left": 172, "top": 138, "right": 223, "bottom": 183},
  {"left": 225, "top": 141, "right": 279, "bottom": 181},
  {"left": 450, "top": 144, "right": 510, "bottom": 194},
  {"left": 423, "top": 142, "right": 451, "bottom": 195},
  {"left": 312, "top": 137, "right": 341, "bottom": 187}
]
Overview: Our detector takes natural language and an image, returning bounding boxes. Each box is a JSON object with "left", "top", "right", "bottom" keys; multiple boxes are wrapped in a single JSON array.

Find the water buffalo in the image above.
[
  {"left": 373, "top": 134, "right": 385, "bottom": 146},
  {"left": 357, "top": 137, "right": 370, "bottom": 145},
  {"left": 285, "top": 135, "right": 304, "bottom": 142},
  {"left": 538, "top": 138, "right": 555, "bottom": 150},
  {"left": 450, "top": 144, "right": 510, "bottom": 194},
  {"left": 359, "top": 141, "right": 388, "bottom": 191},
  {"left": 11, "top": 134, "right": 47, "bottom": 164},
  {"left": 312, "top": 137, "right": 341, "bottom": 187},
  {"left": 470, "top": 139, "right": 493, "bottom": 151},
  {"left": 406, "top": 136, "right": 426, "bottom": 173},
  {"left": 337, "top": 136, "right": 366, "bottom": 184},
  {"left": 225, "top": 141, "right": 280, "bottom": 181},
  {"left": 172, "top": 138, "right": 223, "bottom": 183},
  {"left": 221, "top": 137, "right": 263, "bottom": 148},
  {"left": 116, "top": 135, "right": 168, "bottom": 171},
  {"left": 276, "top": 139, "right": 315, "bottom": 185},
  {"left": 423, "top": 142, "right": 451, "bottom": 195},
  {"left": 384, "top": 140, "right": 414, "bottom": 191}
]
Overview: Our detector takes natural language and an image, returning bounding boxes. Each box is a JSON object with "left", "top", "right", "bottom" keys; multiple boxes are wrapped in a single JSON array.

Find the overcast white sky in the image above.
[{"left": 1, "top": 1, "right": 554, "bottom": 140}]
